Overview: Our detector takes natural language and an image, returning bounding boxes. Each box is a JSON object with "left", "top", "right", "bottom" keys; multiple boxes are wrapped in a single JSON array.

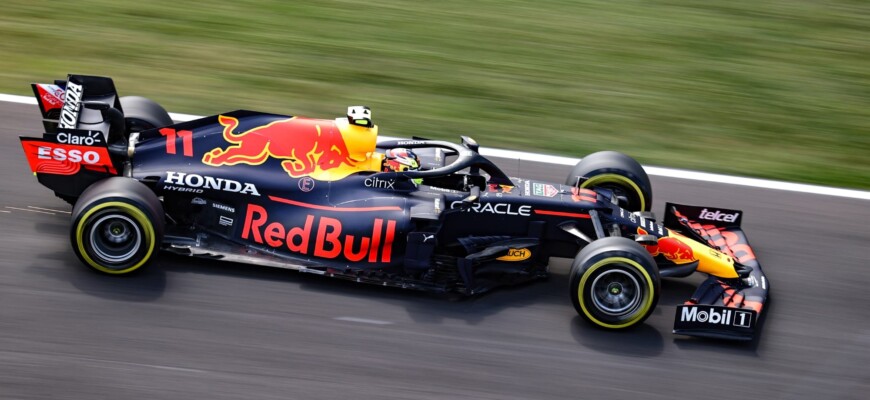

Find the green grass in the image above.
[{"left": 1, "top": 0, "right": 868, "bottom": 189}]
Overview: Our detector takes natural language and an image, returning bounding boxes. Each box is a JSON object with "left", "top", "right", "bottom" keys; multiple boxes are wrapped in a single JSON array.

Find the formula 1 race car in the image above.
[{"left": 20, "top": 74, "right": 770, "bottom": 341}]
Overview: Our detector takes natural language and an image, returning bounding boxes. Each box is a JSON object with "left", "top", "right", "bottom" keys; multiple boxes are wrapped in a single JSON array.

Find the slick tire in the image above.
[
  {"left": 70, "top": 177, "right": 164, "bottom": 274},
  {"left": 120, "top": 96, "right": 173, "bottom": 133},
  {"left": 570, "top": 237, "right": 660, "bottom": 329},
  {"left": 566, "top": 151, "right": 652, "bottom": 212}
]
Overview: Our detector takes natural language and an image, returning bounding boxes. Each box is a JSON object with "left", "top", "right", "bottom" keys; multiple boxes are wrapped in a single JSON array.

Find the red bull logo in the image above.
[
  {"left": 241, "top": 204, "right": 397, "bottom": 263},
  {"left": 203, "top": 115, "right": 372, "bottom": 181},
  {"left": 654, "top": 237, "right": 696, "bottom": 264},
  {"left": 638, "top": 228, "right": 696, "bottom": 264}
]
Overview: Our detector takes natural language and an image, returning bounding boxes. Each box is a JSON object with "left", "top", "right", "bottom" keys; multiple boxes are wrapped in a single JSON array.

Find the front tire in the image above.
[
  {"left": 570, "top": 237, "right": 660, "bottom": 329},
  {"left": 566, "top": 151, "right": 652, "bottom": 212},
  {"left": 70, "top": 177, "right": 164, "bottom": 274}
]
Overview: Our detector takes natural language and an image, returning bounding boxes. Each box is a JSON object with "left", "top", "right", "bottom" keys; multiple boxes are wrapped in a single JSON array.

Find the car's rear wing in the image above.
[
  {"left": 31, "top": 74, "right": 123, "bottom": 134},
  {"left": 663, "top": 203, "right": 770, "bottom": 341},
  {"left": 21, "top": 75, "right": 124, "bottom": 202}
]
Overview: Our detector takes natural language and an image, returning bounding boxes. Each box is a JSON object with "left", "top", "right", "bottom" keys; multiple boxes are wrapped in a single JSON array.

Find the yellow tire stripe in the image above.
[
  {"left": 74, "top": 201, "right": 155, "bottom": 274},
  {"left": 578, "top": 256, "right": 655, "bottom": 329},
  {"left": 581, "top": 174, "right": 646, "bottom": 211}
]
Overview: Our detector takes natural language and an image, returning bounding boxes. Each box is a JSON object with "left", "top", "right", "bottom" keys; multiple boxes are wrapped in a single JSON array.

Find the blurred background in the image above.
[{"left": 1, "top": 0, "right": 867, "bottom": 188}]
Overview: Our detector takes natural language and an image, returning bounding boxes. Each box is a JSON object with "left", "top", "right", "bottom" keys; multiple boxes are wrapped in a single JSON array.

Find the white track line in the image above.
[
  {"left": 5, "top": 206, "right": 54, "bottom": 215},
  {"left": 334, "top": 317, "right": 393, "bottom": 325},
  {"left": 2, "top": 93, "right": 868, "bottom": 200},
  {"left": 0, "top": 93, "right": 36, "bottom": 105},
  {"left": 28, "top": 206, "right": 71, "bottom": 214}
]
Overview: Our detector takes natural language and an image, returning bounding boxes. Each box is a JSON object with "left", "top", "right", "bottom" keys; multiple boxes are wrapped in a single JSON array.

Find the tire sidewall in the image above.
[
  {"left": 566, "top": 151, "right": 652, "bottom": 212},
  {"left": 570, "top": 237, "right": 660, "bottom": 329},
  {"left": 72, "top": 200, "right": 157, "bottom": 274},
  {"left": 70, "top": 178, "right": 163, "bottom": 274}
]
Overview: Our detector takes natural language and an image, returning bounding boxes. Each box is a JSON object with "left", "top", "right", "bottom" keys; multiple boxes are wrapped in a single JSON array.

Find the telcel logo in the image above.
[
  {"left": 699, "top": 208, "right": 739, "bottom": 223},
  {"left": 497, "top": 248, "right": 531, "bottom": 262}
]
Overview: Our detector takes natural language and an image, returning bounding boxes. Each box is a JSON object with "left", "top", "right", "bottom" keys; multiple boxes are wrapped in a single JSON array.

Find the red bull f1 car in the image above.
[{"left": 19, "top": 75, "right": 770, "bottom": 341}]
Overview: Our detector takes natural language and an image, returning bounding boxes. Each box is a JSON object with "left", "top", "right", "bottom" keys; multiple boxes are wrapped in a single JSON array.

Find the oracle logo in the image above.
[{"left": 450, "top": 201, "right": 531, "bottom": 216}]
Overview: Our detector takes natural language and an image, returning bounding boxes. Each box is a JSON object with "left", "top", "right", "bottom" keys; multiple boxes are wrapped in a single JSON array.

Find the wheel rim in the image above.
[
  {"left": 88, "top": 214, "right": 142, "bottom": 266},
  {"left": 580, "top": 173, "right": 646, "bottom": 211},
  {"left": 598, "top": 183, "right": 635, "bottom": 209},
  {"left": 590, "top": 269, "right": 642, "bottom": 316}
]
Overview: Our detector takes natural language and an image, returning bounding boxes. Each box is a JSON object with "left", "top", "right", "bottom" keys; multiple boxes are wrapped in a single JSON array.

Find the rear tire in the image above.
[
  {"left": 70, "top": 177, "right": 164, "bottom": 274},
  {"left": 119, "top": 96, "right": 173, "bottom": 133},
  {"left": 570, "top": 237, "right": 660, "bottom": 329},
  {"left": 566, "top": 151, "right": 652, "bottom": 212}
]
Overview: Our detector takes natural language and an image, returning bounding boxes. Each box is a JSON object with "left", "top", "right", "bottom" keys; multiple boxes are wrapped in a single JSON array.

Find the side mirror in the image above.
[
  {"left": 82, "top": 101, "right": 110, "bottom": 111},
  {"left": 83, "top": 101, "right": 125, "bottom": 146},
  {"left": 460, "top": 136, "right": 479, "bottom": 153},
  {"left": 461, "top": 185, "right": 480, "bottom": 207}
]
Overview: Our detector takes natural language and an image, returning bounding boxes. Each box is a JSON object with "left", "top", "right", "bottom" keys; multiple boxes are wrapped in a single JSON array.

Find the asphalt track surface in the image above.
[{"left": 1, "top": 100, "right": 869, "bottom": 400}]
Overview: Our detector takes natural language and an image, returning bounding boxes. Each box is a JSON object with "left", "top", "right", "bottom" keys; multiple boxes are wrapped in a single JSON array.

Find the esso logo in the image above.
[{"left": 37, "top": 146, "right": 100, "bottom": 164}]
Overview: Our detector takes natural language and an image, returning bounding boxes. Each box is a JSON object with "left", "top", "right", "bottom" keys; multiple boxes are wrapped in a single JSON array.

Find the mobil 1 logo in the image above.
[{"left": 674, "top": 305, "right": 756, "bottom": 333}]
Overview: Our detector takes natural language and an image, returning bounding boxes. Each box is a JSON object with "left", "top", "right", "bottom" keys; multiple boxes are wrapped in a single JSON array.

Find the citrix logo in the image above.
[{"left": 365, "top": 176, "right": 395, "bottom": 189}]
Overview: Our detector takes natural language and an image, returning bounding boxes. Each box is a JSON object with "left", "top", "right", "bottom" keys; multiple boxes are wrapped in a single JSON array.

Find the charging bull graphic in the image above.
[
  {"left": 638, "top": 227, "right": 696, "bottom": 264},
  {"left": 203, "top": 115, "right": 368, "bottom": 181}
]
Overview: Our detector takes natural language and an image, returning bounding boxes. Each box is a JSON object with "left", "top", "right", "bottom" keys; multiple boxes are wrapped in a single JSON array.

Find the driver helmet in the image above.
[{"left": 382, "top": 148, "right": 420, "bottom": 172}]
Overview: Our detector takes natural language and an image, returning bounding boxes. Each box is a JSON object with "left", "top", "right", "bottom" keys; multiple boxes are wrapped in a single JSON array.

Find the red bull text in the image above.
[{"left": 241, "top": 204, "right": 397, "bottom": 263}]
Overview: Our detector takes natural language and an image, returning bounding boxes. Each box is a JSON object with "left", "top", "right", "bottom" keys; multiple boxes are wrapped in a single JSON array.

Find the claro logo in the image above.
[
  {"left": 699, "top": 208, "right": 739, "bottom": 223},
  {"left": 57, "top": 131, "right": 102, "bottom": 146},
  {"left": 164, "top": 171, "right": 260, "bottom": 196},
  {"left": 241, "top": 204, "right": 397, "bottom": 263}
]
